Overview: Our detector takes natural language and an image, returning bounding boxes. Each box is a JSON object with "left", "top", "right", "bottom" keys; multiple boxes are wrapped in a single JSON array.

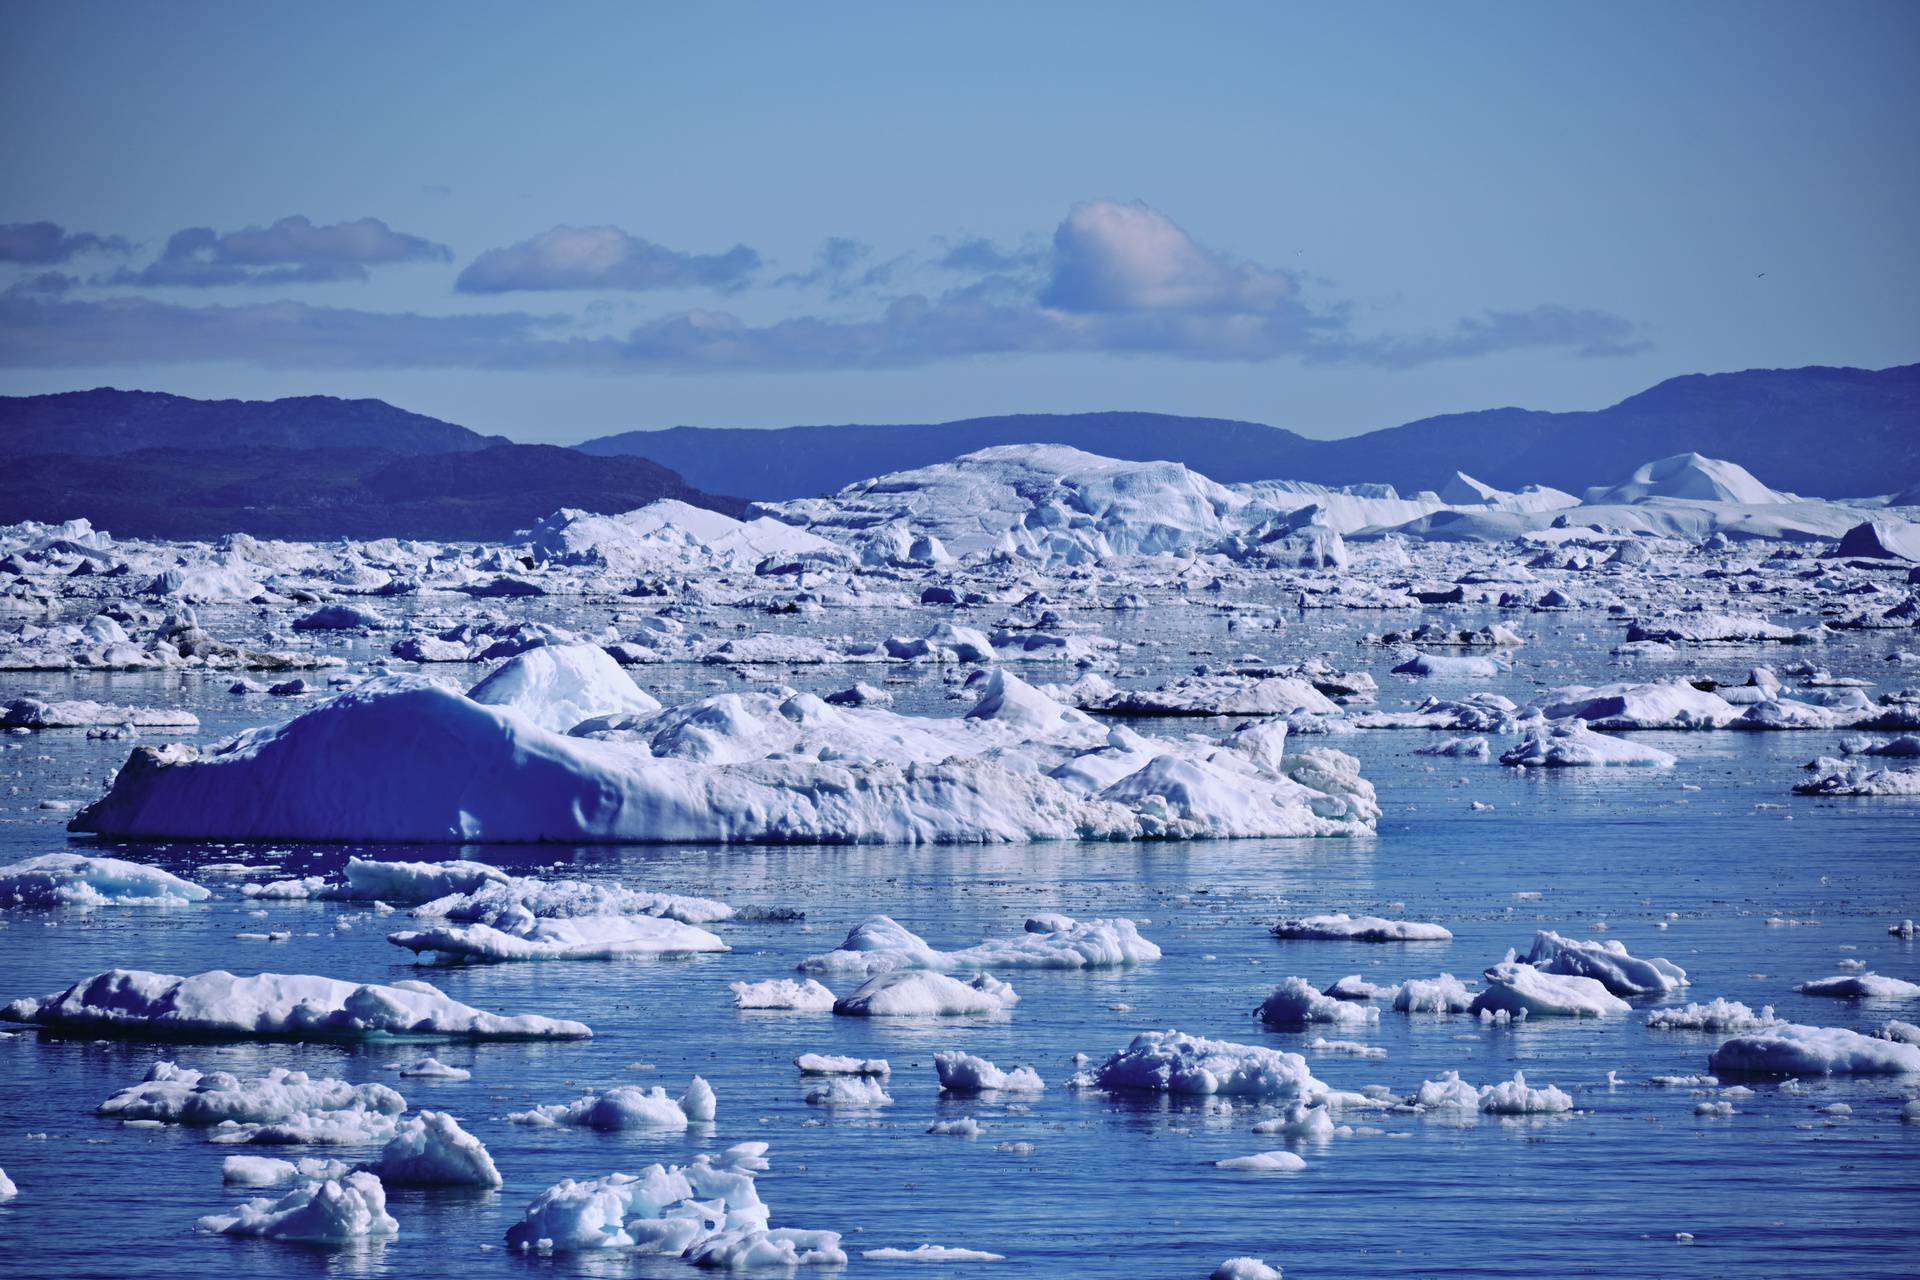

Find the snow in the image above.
[
  {"left": 1256, "top": 977, "right": 1382, "bottom": 1027},
  {"left": 1072, "top": 1030, "right": 1328, "bottom": 1101},
  {"left": 466, "top": 641, "right": 661, "bottom": 733},
  {"left": 1270, "top": 913, "right": 1452, "bottom": 942},
  {"left": 0, "top": 853, "right": 209, "bottom": 907},
  {"left": 389, "top": 912, "right": 728, "bottom": 963},
  {"left": 1499, "top": 719, "right": 1677, "bottom": 768},
  {"left": 1522, "top": 930, "right": 1688, "bottom": 995},
  {"left": 732, "top": 979, "right": 837, "bottom": 1011},
  {"left": 72, "top": 671, "right": 1376, "bottom": 844},
  {"left": 2, "top": 968, "right": 592, "bottom": 1040},
  {"left": 512, "top": 1078, "right": 715, "bottom": 1130},
  {"left": 199, "top": 1171, "right": 398, "bottom": 1242},
  {"left": 1468, "top": 962, "right": 1631, "bottom": 1018},
  {"left": 934, "top": 1051, "right": 1045, "bottom": 1093},
  {"left": 798, "top": 913, "right": 1160, "bottom": 978},
  {"left": 1709, "top": 1023, "right": 1920, "bottom": 1075},
  {"left": 504, "top": 1142, "right": 842, "bottom": 1266},
  {"left": 832, "top": 971, "right": 1020, "bottom": 1017},
  {"left": 377, "top": 1111, "right": 501, "bottom": 1187}
]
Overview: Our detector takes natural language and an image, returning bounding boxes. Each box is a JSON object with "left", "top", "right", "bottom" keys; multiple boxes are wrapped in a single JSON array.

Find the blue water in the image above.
[{"left": 1, "top": 603, "right": 1917, "bottom": 1278}]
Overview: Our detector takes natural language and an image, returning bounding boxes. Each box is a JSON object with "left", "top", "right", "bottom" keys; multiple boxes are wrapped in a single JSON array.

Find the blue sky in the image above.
[{"left": 1, "top": 1, "right": 1914, "bottom": 442}]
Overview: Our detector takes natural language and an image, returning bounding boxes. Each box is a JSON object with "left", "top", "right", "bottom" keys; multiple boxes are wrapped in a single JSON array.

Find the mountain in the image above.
[
  {"left": 0, "top": 388, "right": 505, "bottom": 456},
  {"left": 578, "top": 363, "right": 1920, "bottom": 500},
  {"left": 1, "top": 444, "right": 744, "bottom": 541}
]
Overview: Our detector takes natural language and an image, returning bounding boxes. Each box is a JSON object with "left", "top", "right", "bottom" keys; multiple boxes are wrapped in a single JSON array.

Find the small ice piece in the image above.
[
  {"left": 393, "top": 1056, "right": 470, "bottom": 1080},
  {"left": 1710, "top": 1023, "right": 1920, "bottom": 1075},
  {"left": 4, "top": 968, "right": 592, "bottom": 1040},
  {"left": 798, "top": 913, "right": 1160, "bottom": 978},
  {"left": 861, "top": 1244, "right": 1006, "bottom": 1261},
  {"left": 1250, "top": 1100, "right": 1335, "bottom": 1140},
  {"left": 376, "top": 1112, "right": 501, "bottom": 1187},
  {"left": 1646, "top": 999, "right": 1779, "bottom": 1032},
  {"left": 1902, "top": 1100, "right": 1920, "bottom": 1123},
  {"left": 1304, "top": 1037, "right": 1388, "bottom": 1059},
  {"left": 1476, "top": 1071, "right": 1574, "bottom": 1115},
  {"left": 1468, "top": 961, "right": 1630, "bottom": 1019},
  {"left": 1522, "top": 930, "right": 1689, "bottom": 995},
  {"left": 732, "top": 978, "right": 836, "bottom": 1012},
  {"left": 832, "top": 971, "right": 1019, "bottom": 1017},
  {"left": 1794, "top": 973, "right": 1920, "bottom": 999},
  {"left": 1270, "top": 913, "right": 1452, "bottom": 943},
  {"left": 934, "top": 1051, "right": 1045, "bottom": 1094},
  {"left": 794, "top": 1053, "right": 890, "bottom": 1077},
  {"left": 510, "top": 1078, "right": 715, "bottom": 1130},
  {"left": 1256, "top": 977, "right": 1382, "bottom": 1027},
  {"left": 803, "top": 1077, "right": 893, "bottom": 1107},
  {"left": 198, "top": 1171, "right": 398, "bottom": 1242},
  {"left": 1391, "top": 974, "right": 1475, "bottom": 1013},
  {"left": 0, "top": 1167, "right": 15, "bottom": 1200},
  {"left": 1072, "top": 1030, "right": 1327, "bottom": 1101},
  {"left": 927, "top": 1117, "right": 981, "bottom": 1137},
  {"left": 1874, "top": 1020, "right": 1920, "bottom": 1046},
  {"left": 1323, "top": 974, "right": 1385, "bottom": 1001},
  {"left": 1695, "top": 1100, "right": 1736, "bottom": 1117},
  {"left": 0, "top": 853, "right": 210, "bottom": 908},
  {"left": 1214, "top": 1150, "right": 1306, "bottom": 1172},
  {"left": 1212, "top": 1260, "right": 1282, "bottom": 1280}
]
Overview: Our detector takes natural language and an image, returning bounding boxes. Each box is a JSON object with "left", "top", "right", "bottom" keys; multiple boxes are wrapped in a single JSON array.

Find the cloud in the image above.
[
  {"left": 455, "top": 226, "right": 760, "bottom": 294},
  {"left": 1039, "top": 201, "right": 1296, "bottom": 314},
  {"left": 1, "top": 200, "right": 1642, "bottom": 375},
  {"left": 934, "top": 236, "right": 1045, "bottom": 276},
  {"left": 774, "top": 237, "right": 903, "bottom": 297},
  {"left": 95, "top": 215, "right": 451, "bottom": 288},
  {"left": 0, "top": 221, "right": 132, "bottom": 265}
]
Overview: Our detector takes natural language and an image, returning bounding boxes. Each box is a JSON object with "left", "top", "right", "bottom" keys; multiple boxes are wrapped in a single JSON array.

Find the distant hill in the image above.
[
  {"left": 0, "top": 388, "right": 504, "bottom": 456},
  {"left": 2, "top": 444, "right": 744, "bottom": 541},
  {"left": 578, "top": 363, "right": 1920, "bottom": 499}
]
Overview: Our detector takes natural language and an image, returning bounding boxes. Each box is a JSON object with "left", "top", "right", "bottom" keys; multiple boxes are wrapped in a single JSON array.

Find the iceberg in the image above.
[
  {"left": 98, "top": 1061, "right": 406, "bottom": 1128},
  {"left": 388, "top": 912, "right": 728, "bottom": 963},
  {"left": 375, "top": 1111, "right": 501, "bottom": 1187},
  {"left": 1256, "top": 977, "right": 1381, "bottom": 1027},
  {"left": 1468, "top": 962, "right": 1631, "bottom": 1018},
  {"left": 732, "top": 979, "right": 836, "bottom": 1011},
  {"left": 1521, "top": 930, "right": 1688, "bottom": 995},
  {"left": 1709, "top": 1023, "right": 1920, "bottom": 1075},
  {"left": 933, "top": 1051, "right": 1045, "bottom": 1093},
  {"left": 1794, "top": 973, "right": 1920, "bottom": 999},
  {"left": 1070, "top": 1030, "right": 1328, "bottom": 1101},
  {"left": 512, "top": 1078, "right": 715, "bottom": 1130},
  {"left": 466, "top": 642, "right": 661, "bottom": 733},
  {"left": 0, "top": 853, "right": 209, "bottom": 907},
  {"left": 2, "top": 968, "right": 592, "bottom": 1040},
  {"left": 199, "top": 1171, "right": 398, "bottom": 1242},
  {"left": 1499, "top": 720, "right": 1677, "bottom": 768},
  {"left": 798, "top": 913, "right": 1160, "bottom": 978},
  {"left": 832, "top": 971, "right": 1019, "bottom": 1017},
  {"left": 1270, "top": 913, "right": 1451, "bottom": 942}
]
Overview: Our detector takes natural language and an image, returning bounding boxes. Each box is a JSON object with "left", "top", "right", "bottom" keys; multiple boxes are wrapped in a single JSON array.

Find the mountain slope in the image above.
[
  {"left": 1, "top": 444, "right": 744, "bottom": 541},
  {"left": 579, "top": 364, "right": 1920, "bottom": 499},
  {"left": 0, "top": 388, "right": 505, "bottom": 456}
]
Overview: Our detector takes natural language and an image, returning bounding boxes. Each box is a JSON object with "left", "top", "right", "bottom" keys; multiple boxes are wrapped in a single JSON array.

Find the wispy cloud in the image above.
[
  {"left": 95, "top": 215, "right": 451, "bottom": 287},
  {"left": 0, "top": 221, "right": 132, "bottom": 265},
  {"left": 1, "top": 200, "right": 1644, "bottom": 373},
  {"left": 455, "top": 225, "right": 760, "bottom": 294}
]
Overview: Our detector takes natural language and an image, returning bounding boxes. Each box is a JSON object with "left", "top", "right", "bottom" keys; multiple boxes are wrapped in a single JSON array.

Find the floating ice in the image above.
[
  {"left": 1468, "top": 961, "right": 1631, "bottom": 1019},
  {"left": 1709, "top": 1023, "right": 1920, "bottom": 1075},
  {"left": 1270, "top": 913, "right": 1452, "bottom": 942},
  {"left": 1071, "top": 1030, "right": 1328, "bottom": 1101},
  {"left": 3, "top": 968, "right": 592, "bottom": 1040},
  {"left": 1256, "top": 977, "right": 1382, "bottom": 1027},
  {"left": 389, "top": 912, "right": 728, "bottom": 963},
  {"left": 798, "top": 913, "right": 1160, "bottom": 979},
  {"left": 1795, "top": 973, "right": 1920, "bottom": 998},
  {"left": 1391, "top": 974, "right": 1476, "bottom": 1013},
  {"left": 511, "top": 1078, "right": 715, "bottom": 1130},
  {"left": 0, "top": 853, "right": 209, "bottom": 907},
  {"left": 1214, "top": 1150, "right": 1306, "bottom": 1171},
  {"left": 393, "top": 1056, "right": 470, "bottom": 1079},
  {"left": 1522, "top": 930, "right": 1688, "bottom": 995},
  {"left": 733, "top": 979, "right": 837, "bottom": 1012},
  {"left": 1646, "top": 999, "right": 1780, "bottom": 1032},
  {"left": 832, "top": 971, "right": 1019, "bottom": 1017},
  {"left": 1, "top": 696, "right": 198, "bottom": 730},
  {"left": 98, "top": 1061, "right": 406, "bottom": 1129},
  {"left": 1212, "top": 1260, "right": 1281, "bottom": 1280},
  {"left": 1500, "top": 719, "right": 1677, "bottom": 768},
  {"left": 466, "top": 641, "right": 661, "bottom": 734},
  {"left": 803, "top": 1077, "right": 893, "bottom": 1107},
  {"left": 862, "top": 1244, "right": 1006, "bottom": 1261},
  {"left": 795, "top": 1054, "right": 889, "bottom": 1077},
  {"left": 199, "top": 1171, "right": 398, "bottom": 1242},
  {"left": 376, "top": 1111, "right": 501, "bottom": 1187},
  {"left": 934, "top": 1051, "right": 1045, "bottom": 1094}
]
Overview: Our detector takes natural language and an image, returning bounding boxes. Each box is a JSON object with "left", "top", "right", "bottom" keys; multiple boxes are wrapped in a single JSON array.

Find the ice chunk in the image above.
[
  {"left": 798, "top": 913, "right": 1160, "bottom": 978},
  {"left": 1270, "top": 913, "right": 1451, "bottom": 942},
  {"left": 803, "top": 1077, "right": 893, "bottom": 1107},
  {"left": 98, "top": 1060, "right": 406, "bottom": 1128},
  {"left": 934, "top": 1051, "right": 1045, "bottom": 1094},
  {"left": 861, "top": 1244, "right": 1006, "bottom": 1261},
  {"left": 1256, "top": 977, "right": 1381, "bottom": 1027},
  {"left": 1646, "top": 999, "right": 1779, "bottom": 1032},
  {"left": 2, "top": 696, "right": 198, "bottom": 730},
  {"left": 1212, "top": 1260, "right": 1281, "bottom": 1280},
  {"left": 392, "top": 1056, "right": 470, "bottom": 1080},
  {"left": 1468, "top": 962, "right": 1630, "bottom": 1018},
  {"left": 1391, "top": 974, "right": 1475, "bottom": 1013},
  {"left": 732, "top": 979, "right": 836, "bottom": 1011},
  {"left": 221, "top": 1155, "right": 351, "bottom": 1186},
  {"left": 832, "top": 971, "right": 1019, "bottom": 1017},
  {"left": 3, "top": 968, "right": 592, "bottom": 1040},
  {"left": 0, "top": 853, "right": 209, "bottom": 907},
  {"left": 1499, "top": 720, "right": 1676, "bottom": 768},
  {"left": 1214, "top": 1150, "right": 1306, "bottom": 1171},
  {"left": 1709, "top": 1023, "right": 1920, "bottom": 1075},
  {"left": 377, "top": 1112, "right": 500, "bottom": 1187},
  {"left": 1522, "top": 930, "right": 1688, "bottom": 995},
  {"left": 389, "top": 913, "right": 728, "bottom": 963},
  {"left": 511, "top": 1078, "right": 715, "bottom": 1130},
  {"left": 794, "top": 1054, "right": 889, "bottom": 1077},
  {"left": 1795, "top": 973, "right": 1920, "bottom": 999},
  {"left": 1073, "top": 1030, "right": 1328, "bottom": 1101},
  {"left": 199, "top": 1171, "right": 398, "bottom": 1242}
]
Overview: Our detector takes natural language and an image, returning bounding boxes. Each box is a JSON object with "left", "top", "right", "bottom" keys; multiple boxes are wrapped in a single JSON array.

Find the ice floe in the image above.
[
  {"left": 832, "top": 971, "right": 1020, "bottom": 1018},
  {"left": 1270, "top": 913, "right": 1451, "bottom": 942},
  {"left": 0, "top": 853, "right": 209, "bottom": 907},
  {"left": 934, "top": 1051, "right": 1045, "bottom": 1093},
  {"left": 1468, "top": 962, "right": 1631, "bottom": 1018},
  {"left": 200, "top": 1171, "right": 398, "bottom": 1242},
  {"left": 511, "top": 1078, "right": 715, "bottom": 1131},
  {"left": 798, "top": 913, "right": 1160, "bottom": 978},
  {"left": 1070, "top": 1030, "right": 1328, "bottom": 1101}
]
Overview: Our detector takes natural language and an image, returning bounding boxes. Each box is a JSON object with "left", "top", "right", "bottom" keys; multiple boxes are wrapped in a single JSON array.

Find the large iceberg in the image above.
[
  {"left": 69, "top": 670, "right": 1377, "bottom": 843},
  {"left": 2, "top": 968, "right": 592, "bottom": 1040}
]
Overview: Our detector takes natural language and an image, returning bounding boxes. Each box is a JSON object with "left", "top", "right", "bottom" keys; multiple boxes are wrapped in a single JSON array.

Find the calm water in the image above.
[{"left": 1, "top": 602, "right": 1916, "bottom": 1278}]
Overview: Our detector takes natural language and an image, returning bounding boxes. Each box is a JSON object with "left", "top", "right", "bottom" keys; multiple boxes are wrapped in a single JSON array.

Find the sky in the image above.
[{"left": 1, "top": 0, "right": 1915, "bottom": 443}]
